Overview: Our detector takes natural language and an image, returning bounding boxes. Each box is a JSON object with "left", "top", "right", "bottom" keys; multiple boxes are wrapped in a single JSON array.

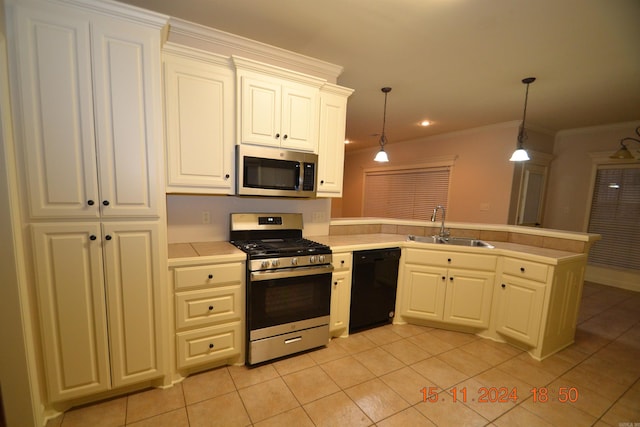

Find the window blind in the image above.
[
  {"left": 363, "top": 167, "right": 450, "bottom": 220},
  {"left": 587, "top": 165, "right": 640, "bottom": 271}
]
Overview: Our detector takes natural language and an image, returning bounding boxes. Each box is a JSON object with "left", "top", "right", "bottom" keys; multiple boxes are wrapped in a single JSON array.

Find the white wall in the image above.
[{"left": 166, "top": 195, "right": 332, "bottom": 242}]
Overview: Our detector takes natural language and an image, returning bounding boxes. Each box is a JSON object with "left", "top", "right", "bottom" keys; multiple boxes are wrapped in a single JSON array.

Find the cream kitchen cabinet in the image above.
[
  {"left": 234, "top": 57, "right": 324, "bottom": 153},
  {"left": 31, "top": 222, "right": 165, "bottom": 402},
  {"left": 163, "top": 43, "right": 235, "bottom": 194},
  {"left": 492, "top": 256, "right": 585, "bottom": 359},
  {"left": 11, "top": 1, "right": 164, "bottom": 219},
  {"left": 399, "top": 248, "right": 497, "bottom": 329},
  {"left": 330, "top": 252, "right": 353, "bottom": 337},
  {"left": 172, "top": 261, "right": 244, "bottom": 370},
  {"left": 317, "top": 84, "right": 353, "bottom": 197}
]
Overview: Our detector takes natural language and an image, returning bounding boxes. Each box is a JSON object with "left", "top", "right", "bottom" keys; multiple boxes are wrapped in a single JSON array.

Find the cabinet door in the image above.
[
  {"left": 164, "top": 51, "right": 235, "bottom": 193},
  {"left": 280, "top": 83, "right": 318, "bottom": 152},
  {"left": 13, "top": 5, "right": 100, "bottom": 219},
  {"left": 443, "top": 269, "right": 495, "bottom": 328},
  {"left": 495, "top": 277, "right": 545, "bottom": 346},
  {"left": 31, "top": 223, "right": 110, "bottom": 401},
  {"left": 102, "top": 222, "right": 163, "bottom": 387},
  {"left": 92, "top": 18, "right": 162, "bottom": 217},
  {"left": 317, "top": 90, "right": 348, "bottom": 196},
  {"left": 401, "top": 264, "right": 446, "bottom": 321},
  {"left": 330, "top": 270, "right": 351, "bottom": 336},
  {"left": 239, "top": 74, "right": 281, "bottom": 147}
]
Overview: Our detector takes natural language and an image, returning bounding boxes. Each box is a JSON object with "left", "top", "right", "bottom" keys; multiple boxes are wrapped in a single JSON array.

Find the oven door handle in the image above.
[{"left": 250, "top": 264, "right": 334, "bottom": 281}]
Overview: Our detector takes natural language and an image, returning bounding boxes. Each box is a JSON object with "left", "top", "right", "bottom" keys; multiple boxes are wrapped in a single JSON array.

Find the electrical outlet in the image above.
[
  {"left": 311, "top": 211, "right": 327, "bottom": 222},
  {"left": 202, "top": 211, "right": 211, "bottom": 224}
]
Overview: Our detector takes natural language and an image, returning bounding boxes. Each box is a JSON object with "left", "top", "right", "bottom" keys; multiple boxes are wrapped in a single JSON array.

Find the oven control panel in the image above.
[{"left": 250, "top": 254, "right": 332, "bottom": 272}]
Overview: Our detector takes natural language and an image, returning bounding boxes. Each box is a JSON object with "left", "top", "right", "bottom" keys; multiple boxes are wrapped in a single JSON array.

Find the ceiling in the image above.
[{"left": 121, "top": 0, "right": 640, "bottom": 152}]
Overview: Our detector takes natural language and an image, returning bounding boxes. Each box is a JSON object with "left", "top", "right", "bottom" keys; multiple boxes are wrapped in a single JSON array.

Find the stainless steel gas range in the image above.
[{"left": 229, "top": 213, "right": 333, "bottom": 365}]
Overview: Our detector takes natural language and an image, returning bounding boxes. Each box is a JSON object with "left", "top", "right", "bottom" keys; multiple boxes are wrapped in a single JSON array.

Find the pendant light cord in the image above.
[{"left": 518, "top": 77, "right": 535, "bottom": 146}]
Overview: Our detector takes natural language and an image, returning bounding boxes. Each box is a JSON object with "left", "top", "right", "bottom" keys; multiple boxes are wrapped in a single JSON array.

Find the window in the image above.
[
  {"left": 587, "top": 165, "right": 640, "bottom": 271},
  {"left": 363, "top": 165, "right": 451, "bottom": 220}
]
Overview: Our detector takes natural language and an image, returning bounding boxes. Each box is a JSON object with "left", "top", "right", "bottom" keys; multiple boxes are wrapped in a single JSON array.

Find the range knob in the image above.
[
  {"left": 318, "top": 255, "right": 326, "bottom": 263},
  {"left": 271, "top": 259, "right": 280, "bottom": 267},
  {"left": 291, "top": 257, "right": 298, "bottom": 266},
  {"left": 261, "top": 260, "right": 270, "bottom": 269},
  {"left": 310, "top": 256, "right": 317, "bottom": 263}
]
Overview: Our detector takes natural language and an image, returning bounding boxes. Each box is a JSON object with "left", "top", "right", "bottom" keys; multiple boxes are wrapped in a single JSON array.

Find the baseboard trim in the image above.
[{"left": 585, "top": 265, "right": 640, "bottom": 292}]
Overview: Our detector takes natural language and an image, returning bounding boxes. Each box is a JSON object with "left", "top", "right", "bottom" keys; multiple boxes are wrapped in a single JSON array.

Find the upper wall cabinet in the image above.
[
  {"left": 234, "top": 57, "right": 325, "bottom": 153},
  {"left": 163, "top": 44, "right": 235, "bottom": 194},
  {"left": 10, "top": 1, "right": 164, "bottom": 219},
  {"left": 317, "top": 84, "right": 353, "bottom": 197}
]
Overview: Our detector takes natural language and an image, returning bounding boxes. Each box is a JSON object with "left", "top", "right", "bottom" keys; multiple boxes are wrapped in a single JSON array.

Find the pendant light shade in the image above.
[
  {"left": 374, "top": 87, "right": 392, "bottom": 162},
  {"left": 509, "top": 77, "right": 536, "bottom": 162},
  {"left": 610, "top": 126, "right": 640, "bottom": 159}
]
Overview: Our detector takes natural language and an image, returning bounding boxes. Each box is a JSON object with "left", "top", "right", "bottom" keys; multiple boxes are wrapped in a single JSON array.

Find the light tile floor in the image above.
[{"left": 48, "top": 282, "right": 640, "bottom": 426}]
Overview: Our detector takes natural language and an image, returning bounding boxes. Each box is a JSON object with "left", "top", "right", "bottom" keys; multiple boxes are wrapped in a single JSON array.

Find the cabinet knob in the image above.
[
  {"left": 105, "top": 235, "right": 112, "bottom": 241},
  {"left": 208, "top": 305, "right": 214, "bottom": 310},
  {"left": 442, "top": 276, "right": 446, "bottom": 281},
  {"left": 334, "top": 281, "right": 338, "bottom": 286},
  {"left": 501, "top": 284, "right": 506, "bottom": 288},
  {"left": 450, "top": 277, "right": 454, "bottom": 281},
  {"left": 340, "top": 260, "right": 345, "bottom": 265},
  {"left": 447, "top": 258, "right": 452, "bottom": 263},
  {"left": 89, "top": 235, "right": 97, "bottom": 241},
  {"left": 283, "top": 134, "right": 288, "bottom": 140},
  {"left": 208, "top": 274, "right": 213, "bottom": 279},
  {"left": 209, "top": 343, "right": 214, "bottom": 349},
  {"left": 224, "top": 174, "right": 230, "bottom": 179},
  {"left": 520, "top": 267, "right": 525, "bottom": 273},
  {"left": 275, "top": 133, "right": 280, "bottom": 139},
  {"left": 87, "top": 200, "right": 95, "bottom": 206},
  {"left": 320, "top": 180, "right": 325, "bottom": 185},
  {"left": 102, "top": 200, "right": 110, "bottom": 206}
]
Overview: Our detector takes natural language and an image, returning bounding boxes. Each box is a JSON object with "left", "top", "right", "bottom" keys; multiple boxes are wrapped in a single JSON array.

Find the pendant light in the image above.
[
  {"left": 374, "top": 87, "right": 392, "bottom": 162},
  {"left": 609, "top": 126, "right": 640, "bottom": 159},
  {"left": 509, "top": 77, "right": 536, "bottom": 162}
]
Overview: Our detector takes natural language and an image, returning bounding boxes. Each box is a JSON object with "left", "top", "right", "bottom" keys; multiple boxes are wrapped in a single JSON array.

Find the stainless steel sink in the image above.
[{"left": 407, "top": 235, "right": 494, "bottom": 248}]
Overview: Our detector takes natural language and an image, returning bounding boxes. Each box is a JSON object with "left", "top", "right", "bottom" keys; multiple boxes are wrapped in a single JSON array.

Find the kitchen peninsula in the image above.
[{"left": 169, "top": 218, "right": 599, "bottom": 364}]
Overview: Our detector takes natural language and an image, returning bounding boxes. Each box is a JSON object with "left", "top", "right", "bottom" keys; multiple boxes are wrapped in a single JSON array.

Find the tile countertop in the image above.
[
  {"left": 308, "top": 233, "right": 586, "bottom": 264},
  {"left": 168, "top": 241, "right": 246, "bottom": 267},
  {"left": 169, "top": 233, "right": 586, "bottom": 266}
]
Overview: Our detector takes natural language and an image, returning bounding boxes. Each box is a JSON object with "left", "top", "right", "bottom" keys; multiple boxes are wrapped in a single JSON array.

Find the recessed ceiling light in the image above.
[{"left": 420, "top": 120, "right": 432, "bottom": 127}]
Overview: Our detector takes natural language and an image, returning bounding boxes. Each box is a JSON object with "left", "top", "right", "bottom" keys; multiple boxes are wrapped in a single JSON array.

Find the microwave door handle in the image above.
[{"left": 298, "top": 164, "right": 303, "bottom": 191}]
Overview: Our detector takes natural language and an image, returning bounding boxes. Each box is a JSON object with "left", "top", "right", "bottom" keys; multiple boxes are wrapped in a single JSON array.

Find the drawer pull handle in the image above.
[
  {"left": 208, "top": 305, "right": 214, "bottom": 310},
  {"left": 341, "top": 260, "right": 345, "bottom": 264},
  {"left": 284, "top": 336, "right": 302, "bottom": 345},
  {"left": 209, "top": 343, "right": 214, "bottom": 349},
  {"left": 502, "top": 284, "right": 506, "bottom": 288},
  {"left": 520, "top": 267, "right": 525, "bottom": 273},
  {"left": 208, "top": 274, "right": 213, "bottom": 279}
]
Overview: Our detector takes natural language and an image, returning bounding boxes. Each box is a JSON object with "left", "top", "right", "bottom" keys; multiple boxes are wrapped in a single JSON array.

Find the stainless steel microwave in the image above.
[{"left": 236, "top": 145, "right": 318, "bottom": 198}]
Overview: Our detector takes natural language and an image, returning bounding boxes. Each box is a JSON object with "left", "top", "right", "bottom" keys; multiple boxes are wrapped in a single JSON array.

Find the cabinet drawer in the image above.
[
  {"left": 176, "top": 321, "right": 242, "bottom": 369},
  {"left": 405, "top": 248, "right": 497, "bottom": 271},
  {"left": 176, "top": 286, "right": 242, "bottom": 330},
  {"left": 174, "top": 262, "right": 243, "bottom": 290},
  {"left": 332, "top": 252, "right": 352, "bottom": 271},
  {"left": 502, "top": 258, "right": 549, "bottom": 283}
]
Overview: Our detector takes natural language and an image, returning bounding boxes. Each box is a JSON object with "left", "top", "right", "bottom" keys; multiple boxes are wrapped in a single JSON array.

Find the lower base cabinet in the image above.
[
  {"left": 31, "top": 222, "right": 165, "bottom": 402},
  {"left": 171, "top": 260, "right": 244, "bottom": 370},
  {"left": 399, "top": 248, "right": 496, "bottom": 329},
  {"left": 329, "top": 252, "right": 352, "bottom": 337}
]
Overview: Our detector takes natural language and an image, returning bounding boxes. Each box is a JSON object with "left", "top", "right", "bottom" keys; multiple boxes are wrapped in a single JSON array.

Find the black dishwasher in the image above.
[{"left": 349, "top": 247, "right": 401, "bottom": 333}]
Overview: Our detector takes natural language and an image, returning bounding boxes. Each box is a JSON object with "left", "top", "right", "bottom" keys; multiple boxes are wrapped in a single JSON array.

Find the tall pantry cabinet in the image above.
[{"left": 6, "top": 0, "right": 168, "bottom": 403}]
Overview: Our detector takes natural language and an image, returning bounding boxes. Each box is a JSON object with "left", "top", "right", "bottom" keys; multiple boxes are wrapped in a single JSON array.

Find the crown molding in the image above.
[{"left": 166, "top": 17, "right": 344, "bottom": 83}]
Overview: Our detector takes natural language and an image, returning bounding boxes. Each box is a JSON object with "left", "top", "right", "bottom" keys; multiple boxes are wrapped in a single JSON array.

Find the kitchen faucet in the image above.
[{"left": 431, "top": 205, "right": 449, "bottom": 239}]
